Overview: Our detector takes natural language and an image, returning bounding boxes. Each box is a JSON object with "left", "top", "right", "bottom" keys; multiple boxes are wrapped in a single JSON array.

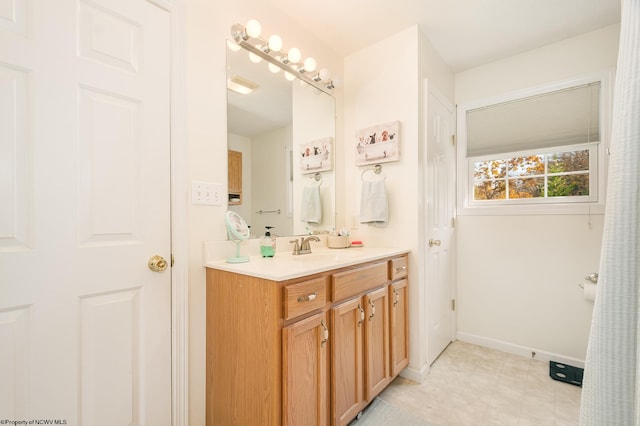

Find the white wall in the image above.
[
  {"left": 418, "top": 30, "right": 455, "bottom": 103},
  {"left": 187, "top": 1, "right": 343, "bottom": 423},
  {"left": 454, "top": 24, "right": 620, "bottom": 364},
  {"left": 344, "top": 26, "right": 421, "bottom": 246},
  {"left": 344, "top": 25, "right": 454, "bottom": 380},
  {"left": 292, "top": 81, "right": 337, "bottom": 235},
  {"left": 251, "top": 125, "right": 293, "bottom": 236},
  {"left": 455, "top": 25, "right": 620, "bottom": 102}
]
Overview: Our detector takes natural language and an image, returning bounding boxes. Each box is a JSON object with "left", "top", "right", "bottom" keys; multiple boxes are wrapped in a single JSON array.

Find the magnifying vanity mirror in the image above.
[{"left": 226, "top": 38, "right": 336, "bottom": 238}]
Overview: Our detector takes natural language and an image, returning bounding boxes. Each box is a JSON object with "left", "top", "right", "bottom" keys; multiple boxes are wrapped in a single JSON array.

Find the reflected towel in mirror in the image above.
[
  {"left": 301, "top": 185, "right": 322, "bottom": 223},
  {"left": 360, "top": 180, "right": 388, "bottom": 224}
]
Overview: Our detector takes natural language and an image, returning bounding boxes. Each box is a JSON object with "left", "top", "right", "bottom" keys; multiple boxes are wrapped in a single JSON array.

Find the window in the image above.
[
  {"left": 471, "top": 145, "right": 596, "bottom": 204},
  {"left": 458, "top": 73, "right": 610, "bottom": 214}
]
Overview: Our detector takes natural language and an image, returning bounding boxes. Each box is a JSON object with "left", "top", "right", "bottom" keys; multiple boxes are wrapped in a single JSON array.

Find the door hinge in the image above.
[
  {"left": 171, "top": 254, "right": 175, "bottom": 267},
  {"left": 451, "top": 135, "right": 456, "bottom": 146},
  {"left": 451, "top": 217, "right": 455, "bottom": 228},
  {"left": 451, "top": 299, "right": 456, "bottom": 311}
]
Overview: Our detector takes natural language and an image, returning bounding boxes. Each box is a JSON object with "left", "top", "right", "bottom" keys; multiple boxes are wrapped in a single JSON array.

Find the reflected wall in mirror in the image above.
[{"left": 226, "top": 40, "right": 336, "bottom": 238}]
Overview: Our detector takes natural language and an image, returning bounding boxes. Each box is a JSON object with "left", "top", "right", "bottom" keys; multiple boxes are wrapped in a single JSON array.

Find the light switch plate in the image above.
[{"left": 192, "top": 181, "right": 223, "bottom": 206}]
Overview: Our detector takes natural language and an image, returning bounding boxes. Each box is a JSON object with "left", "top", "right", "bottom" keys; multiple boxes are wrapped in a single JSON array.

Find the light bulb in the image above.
[
  {"left": 259, "top": 44, "right": 271, "bottom": 53},
  {"left": 268, "top": 35, "right": 283, "bottom": 51},
  {"left": 245, "top": 19, "right": 262, "bottom": 38},
  {"left": 288, "top": 47, "right": 301, "bottom": 63},
  {"left": 318, "top": 68, "right": 330, "bottom": 81},
  {"left": 268, "top": 62, "right": 280, "bottom": 73},
  {"left": 226, "top": 39, "right": 241, "bottom": 52},
  {"left": 248, "top": 52, "right": 262, "bottom": 63},
  {"left": 284, "top": 72, "right": 295, "bottom": 81},
  {"left": 303, "top": 57, "right": 316, "bottom": 72}
]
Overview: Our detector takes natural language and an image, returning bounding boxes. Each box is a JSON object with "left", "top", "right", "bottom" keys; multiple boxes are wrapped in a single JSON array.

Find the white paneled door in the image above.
[
  {"left": 0, "top": 0, "right": 172, "bottom": 424},
  {"left": 425, "top": 82, "right": 456, "bottom": 365}
]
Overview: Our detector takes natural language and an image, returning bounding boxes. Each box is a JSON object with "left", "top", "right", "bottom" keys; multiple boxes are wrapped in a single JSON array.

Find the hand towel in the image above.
[
  {"left": 360, "top": 180, "right": 388, "bottom": 224},
  {"left": 301, "top": 185, "right": 322, "bottom": 223}
]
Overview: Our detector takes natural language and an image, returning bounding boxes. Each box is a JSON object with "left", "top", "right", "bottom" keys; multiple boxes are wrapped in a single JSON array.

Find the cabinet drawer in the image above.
[
  {"left": 389, "top": 256, "right": 408, "bottom": 281},
  {"left": 332, "top": 262, "right": 387, "bottom": 302},
  {"left": 284, "top": 277, "right": 328, "bottom": 320}
]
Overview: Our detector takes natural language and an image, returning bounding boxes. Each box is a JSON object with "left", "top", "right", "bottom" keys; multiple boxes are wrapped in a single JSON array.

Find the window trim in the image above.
[{"left": 457, "top": 71, "right": 612, "bottom": 216}]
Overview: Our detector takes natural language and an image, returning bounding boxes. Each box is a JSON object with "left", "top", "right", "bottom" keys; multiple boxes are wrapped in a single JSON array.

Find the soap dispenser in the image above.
[{"left": 260, "top": 226, "right": 276, "bottom": 257}]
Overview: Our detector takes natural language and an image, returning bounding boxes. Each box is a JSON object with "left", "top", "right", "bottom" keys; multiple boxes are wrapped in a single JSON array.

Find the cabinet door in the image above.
[
  {"left": 330, "top": 298, "right": 365, "bottom": 426},
  {"left": 364, "top": 286, "right": 390, "bottom": 401},
  {"left": 390, "top": 279, "right": 409, "bottom": 376},
  {"left": 283, "top": 311, "right": 329, "bottom": 426},
  {"left": 228, "top": 150, "right": 242, "bottom": 201}
]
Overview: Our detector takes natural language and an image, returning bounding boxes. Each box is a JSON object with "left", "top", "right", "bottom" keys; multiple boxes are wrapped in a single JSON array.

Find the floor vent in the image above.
[{"left": 549, "top": 361, "right": 584, "bottom": 387}]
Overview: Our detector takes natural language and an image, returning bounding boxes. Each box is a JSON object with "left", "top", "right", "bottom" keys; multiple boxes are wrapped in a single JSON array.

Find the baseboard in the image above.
[
  {"left": 399, "top": 363, "right": 430, "bottom": 383},
  {"left": 456, "top": 331, "right": 586, "bottom": 369}
]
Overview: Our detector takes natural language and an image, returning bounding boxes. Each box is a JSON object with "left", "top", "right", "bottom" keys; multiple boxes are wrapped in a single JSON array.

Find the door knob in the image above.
[
  {"left": 429, "top": 239, "right": 441, "bottom": 247},
  {"left": 148, "top": 255, "right": 168, "bottom": 272}
]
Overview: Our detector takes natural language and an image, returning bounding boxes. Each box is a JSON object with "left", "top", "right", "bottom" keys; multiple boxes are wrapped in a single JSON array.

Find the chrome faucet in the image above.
[
  {"left": 299, "top": 236, "right": 320, "bottom": 255},
  {"left": 290, "top": 239, "right": 301, "bottom": 255}
]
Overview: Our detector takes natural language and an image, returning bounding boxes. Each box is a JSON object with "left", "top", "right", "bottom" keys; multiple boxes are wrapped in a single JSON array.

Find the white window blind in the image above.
[{"left": 466, "top": 82, "right": 601, "bottom": 157}]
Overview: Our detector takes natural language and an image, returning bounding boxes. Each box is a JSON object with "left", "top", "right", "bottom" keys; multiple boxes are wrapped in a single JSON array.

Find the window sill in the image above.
[{"left": 458, "top": 202, "right": 605, "bottom": 216}]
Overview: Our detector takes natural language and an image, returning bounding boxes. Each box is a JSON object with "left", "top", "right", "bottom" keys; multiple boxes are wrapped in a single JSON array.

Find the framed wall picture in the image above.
[
  {"left": 299, "top": 137, "right": 333, "bottom": 174},
  {"left": 355, "top": 121, "right": 400, "bottom": 166}
]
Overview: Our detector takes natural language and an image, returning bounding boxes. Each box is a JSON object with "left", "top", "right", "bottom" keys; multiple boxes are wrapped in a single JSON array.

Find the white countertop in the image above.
[{"left": 204, "top": 246, "right": 410, "bottom": 281}]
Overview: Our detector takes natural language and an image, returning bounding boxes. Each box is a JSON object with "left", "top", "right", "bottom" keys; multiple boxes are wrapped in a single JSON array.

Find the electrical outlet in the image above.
[{"left": 192, "top": 181, "right": 223, "bottom": 206}]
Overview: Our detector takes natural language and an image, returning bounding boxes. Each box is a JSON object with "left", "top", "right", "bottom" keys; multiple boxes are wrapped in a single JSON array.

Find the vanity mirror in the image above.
[{"left": 226, "top": 26, "right": 336, "bottom": 238}]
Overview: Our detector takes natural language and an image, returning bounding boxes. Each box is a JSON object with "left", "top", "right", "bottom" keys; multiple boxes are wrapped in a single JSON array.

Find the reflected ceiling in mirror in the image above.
[{"left": 226, "top": 40, "right": 292, "bottom": 137}]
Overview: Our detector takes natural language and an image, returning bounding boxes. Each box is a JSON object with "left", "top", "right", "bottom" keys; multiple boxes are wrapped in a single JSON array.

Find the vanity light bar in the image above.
[{"left": 230, "top": 22, "right": 334, "bottom": 95}]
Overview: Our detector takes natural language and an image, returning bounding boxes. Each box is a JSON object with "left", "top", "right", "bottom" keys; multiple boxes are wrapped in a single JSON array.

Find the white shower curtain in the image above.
[{"left": 580, "top": 0, "right": 640, "bottom": 424}]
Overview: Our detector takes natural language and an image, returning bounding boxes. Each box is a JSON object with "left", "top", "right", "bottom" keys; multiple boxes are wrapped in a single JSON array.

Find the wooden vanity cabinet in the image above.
[
  {"left": 206, "top": 269, "right": 282, "bottom": 426},
  {"left": 282, "top": 276, "right": 330, "bottom": 426},
  {"left": 389, "top": 256, "right": 409, "bottom": 376},
  {"left": 283, "top": 311, "right": 329, "bottom": 426},
  {"left": 364, "top": 286, "right": 390, "bottom": 401},
  {"left": 330, "top": 262, "right": 391, "bottom": 426},
  {"left": 390, "top": 278, "right": 409, "bottom": 375},
  {"left": 206, "top": 254, "right": 409, "bottom": 426},
  {"left": 330, "top": 297, "right": 365, "bottom": 425}
]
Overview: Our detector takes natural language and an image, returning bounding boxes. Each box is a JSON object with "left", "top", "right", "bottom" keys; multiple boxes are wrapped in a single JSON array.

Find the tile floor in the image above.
[{"left": 377, "top": 341, "right": 582, "bottom": 425}]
